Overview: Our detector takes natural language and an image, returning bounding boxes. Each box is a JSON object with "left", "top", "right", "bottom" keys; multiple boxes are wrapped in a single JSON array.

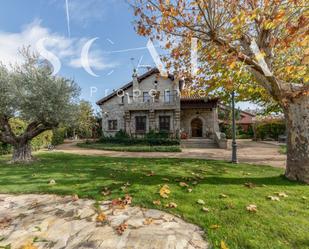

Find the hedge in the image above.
[
  {"left": 99, "top": 130, "right": 180, "bottom": 146},
  {"left": 254, "top": 120, "right": 286, "bottom": 140}
]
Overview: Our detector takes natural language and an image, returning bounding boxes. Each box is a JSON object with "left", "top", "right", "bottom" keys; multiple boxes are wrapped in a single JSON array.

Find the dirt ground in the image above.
[{"left": 55, "top": 139, "right": 286, "bottom": 168}]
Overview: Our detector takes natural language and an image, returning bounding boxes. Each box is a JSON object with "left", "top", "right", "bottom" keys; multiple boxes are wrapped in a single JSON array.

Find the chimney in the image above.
[{"left": 132, "top": 69, "right": 139, "bottom": 92}]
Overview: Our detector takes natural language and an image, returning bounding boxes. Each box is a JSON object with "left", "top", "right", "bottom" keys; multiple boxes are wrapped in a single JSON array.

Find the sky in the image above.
[{"left": 0, "top": 0, "right": 257, "bottom": 111}]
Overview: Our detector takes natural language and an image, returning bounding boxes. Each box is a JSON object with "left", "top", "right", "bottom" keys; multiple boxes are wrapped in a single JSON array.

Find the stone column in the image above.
[
  {"left": 174, "top": 110, "right": 181, "bottom": 138},
  {"left": 124, "top": 111, "right": 131, "bottom": 136},
  {"left": 149, "top": 110, "right": 155, "bottom": 132}
]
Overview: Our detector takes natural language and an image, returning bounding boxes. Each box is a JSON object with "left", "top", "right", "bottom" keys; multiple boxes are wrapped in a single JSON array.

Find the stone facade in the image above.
[{"left": 97, "top": 69, "right": 219, "bottom": 141}]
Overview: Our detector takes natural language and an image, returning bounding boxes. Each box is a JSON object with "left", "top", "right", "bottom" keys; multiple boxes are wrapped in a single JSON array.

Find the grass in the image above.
[
  {"left": 77, "top": 142, "right": 181, "bottom": 152},
  {"left": 0, "top": 153, "right": 308, "bottom": 249},
  {"left": 279, "top": 145, "right": 287, "bottom": 154}
]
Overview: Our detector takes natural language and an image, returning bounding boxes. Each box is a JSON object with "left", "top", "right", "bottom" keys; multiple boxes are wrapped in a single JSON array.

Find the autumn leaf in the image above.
[
  {"left": 143, "top": 218, "right": 153, "bottom": 225},
  {"left": 96, "top": 212, "right": 106, "bottom": 223},
  {"left": 152, "top": 200, "right": 161, "bottom": 206},
  {"left": 275, "top": 192, "right": 288, "bottom": 198},
  {"left": 72, "top": 194, "right": 79, "bottom": 201},
  {"left": 159, "top": 184, "right": 171, "bottom": 198},
  {"left": 244, "top": 182, "right": 256, "bottom": 188},
  {"left": 267, "top": 196, "right": 280, "bottom": 201},
  {"left": 197, "top": 199, "right": 205, "bottom": 205},
  {"left": 165, "top": 202, "right": 177, "bottom": 208},
  {"left": 202, "top": 207, "right": 210, "bottom": 212},
  {"left": 49, "top": 179, "right": 56, "bottom": 185},
  {"left": 210, "top": 224, "right": 220, "bottom": 229},
  {"left": 179, "top": 182, "right": 189, "bottom": 187},
  {"left": 246, "top": 204, "right": 258, "bottom": 212},
  {"left": 116, "top": 223, "right": 128, "bottom": 235},
  {"left": 221, "top": 240, "right": 229, "bottom": 249},
  {"left": 19, "top": 243, "right": 38, "bottom": 249},
  {"left": 146, "top": 171, "right": 155, "bottom": 176}
]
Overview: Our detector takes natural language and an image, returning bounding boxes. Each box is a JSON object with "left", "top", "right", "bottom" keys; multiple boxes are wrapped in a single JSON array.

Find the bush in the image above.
[
  {"left": 99, "top": 130, "right": 180, "bottom": 146},
  {"left": 255, "top": 121, "right": 285, "bottom": 140},
  {"left": 51, "top": 127, "right": 66, "bottom": 145}
]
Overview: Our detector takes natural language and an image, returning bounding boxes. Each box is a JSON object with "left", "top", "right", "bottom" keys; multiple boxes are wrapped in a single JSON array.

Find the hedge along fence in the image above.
[
  {"left": 253, "top": 119, "right": 286, "bottom": 141},
  {"left": 0, "top": 118, "right": 59, "bottom": 155}
]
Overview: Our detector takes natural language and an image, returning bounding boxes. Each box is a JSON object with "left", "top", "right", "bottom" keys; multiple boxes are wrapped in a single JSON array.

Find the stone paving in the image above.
[{"left": 0, "top": 194, "right": 208, "bottom": 249}]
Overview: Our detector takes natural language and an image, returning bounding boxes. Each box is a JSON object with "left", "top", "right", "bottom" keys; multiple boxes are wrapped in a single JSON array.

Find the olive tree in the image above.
[{"left": 0, "top": 50, "right": 80, "bottom": 162}]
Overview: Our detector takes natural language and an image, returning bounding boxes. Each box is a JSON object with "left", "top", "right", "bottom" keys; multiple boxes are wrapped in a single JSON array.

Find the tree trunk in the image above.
[
  {"left": 284, "top": 95, "right": 309, "bottom": 184},
  {"left": 12, "top": 142, "right": 33, "bottom": 163}
]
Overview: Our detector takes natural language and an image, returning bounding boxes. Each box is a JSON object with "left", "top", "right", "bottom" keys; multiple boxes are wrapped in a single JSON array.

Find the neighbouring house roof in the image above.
[
  {"left": 96, "top": 68, "right": 175, "bottom": 106},
  {"left": 218, "top": 104, "right": 256, "bottom": 117}
]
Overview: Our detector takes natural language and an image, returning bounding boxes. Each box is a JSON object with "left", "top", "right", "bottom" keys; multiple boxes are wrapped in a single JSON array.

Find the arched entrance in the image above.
[{"left": 191, "top": 118, "right": 203, "bottom": 137}]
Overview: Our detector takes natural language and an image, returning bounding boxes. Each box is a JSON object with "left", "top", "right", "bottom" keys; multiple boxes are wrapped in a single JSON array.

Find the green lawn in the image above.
[
  {"left": 77, "top": 142, "right": 181, "bottom": 152},
  {"left": 0, "top": 153, "right": 308, "bottom": 249}
]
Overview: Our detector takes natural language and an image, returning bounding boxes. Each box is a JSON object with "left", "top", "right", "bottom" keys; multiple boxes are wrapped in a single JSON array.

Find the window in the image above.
[
  {"left": 164, "top": 90, "right": 171, "bottom": 103},
  {"left": 159, "top": 116, "right": 170, "bottom": 132},
  {"left": 135, "top": 116, "right": 146, "bottom": 132},
  {"left": 143, "top": 92, "right": 151, "bottom": 102},
  {"left": 108, "top": 120, "right": 117, "bottom": 130}
]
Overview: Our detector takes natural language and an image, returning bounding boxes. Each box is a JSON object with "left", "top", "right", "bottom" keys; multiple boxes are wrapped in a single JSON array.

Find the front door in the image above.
[{"left": 191, "top": 118, "right": 203, "bottom": 137}]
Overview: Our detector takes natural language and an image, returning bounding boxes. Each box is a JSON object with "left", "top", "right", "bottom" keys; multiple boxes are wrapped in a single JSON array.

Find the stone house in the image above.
[{"left": 96, "top": 68, "right": 227, "bottom": 148}]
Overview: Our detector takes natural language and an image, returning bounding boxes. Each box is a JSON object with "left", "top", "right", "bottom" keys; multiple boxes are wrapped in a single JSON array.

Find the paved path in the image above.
[
  {"left": 56, "top": 140, "right": 286, "bottom": 168},
  {"left": 0, "top": 194, "right": 208, "bottom": 249}
]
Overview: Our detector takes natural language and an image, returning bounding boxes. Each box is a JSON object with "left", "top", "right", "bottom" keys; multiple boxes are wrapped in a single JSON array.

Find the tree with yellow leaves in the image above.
[{"left": 131, "top": 0, "right": 309, "bottom": 183}]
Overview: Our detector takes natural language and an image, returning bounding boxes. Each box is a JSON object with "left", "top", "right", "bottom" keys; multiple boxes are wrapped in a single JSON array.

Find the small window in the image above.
[
  {"left": 159, "top": 116, "right": 170, "bottom": 131},
  {"left": 143, "top": 92, "right": 151, "bottom": 102},
  {"left": 164, "top": 90, "right": 171, "bottom": 103},
  {"left": 108, "top": 120, "right": 117, "bottom": 130},
  {"left": 135, "top": 116, "right": 147, "bottom": 132}
]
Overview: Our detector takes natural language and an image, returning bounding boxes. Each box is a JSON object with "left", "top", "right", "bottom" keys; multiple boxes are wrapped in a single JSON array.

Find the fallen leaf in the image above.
[
  {"left": 20, "top": 243, "right": 38, "bottom": 249},
  {"left": 49, "top": 179, "right": 56, "bottom": 185},
  {"left": 166, "top": 202, "right": 177, "bottom": 208},
  {"left": 96, "top": 212, "right": 106, "bottom": 223},
  {"left": 101, "top": 189, "right": 111, "bottom": 196},
  {"left": 179, "top": 182, "right": 189, "bottom": 187},
  {"left": 246, "top": 204, "right": 257, "bottom": 212},
  {"left": 210, "top": 224, "right": 220, "bottom": 229},
  {"left": 146, "top": 171, "right": 155, "bottom": 176},
  {"left": 244, "top": 182, "right": 256, "bottom": 188},
  {"left": 72, "top": 194, "right": 79, "bottom": 201},
  {"left": 192, "top": 181, "right": 198, "bottom": 185},
  {"left": 202, "top": 207, "right": 210, "bottom": 212},
  {"left": 267, "top": 196, "right": 280, "bottom": 201},
  {"left": 143, "top": 218, "right": 153, "bottom": 225},
  {"left": 116, "top": 223, "right": 128, "bottom": 235},
  {"left": 197, "top": 199, "right": 205, "bottom": 205},
  {"left": 152, "top": 200, "right": 161, "bottom": 206},
  {"left": 0, "top": 217, "right": 12, "bottom": 229},
  {"left": 219, "top": 194, "right": 228, "bottom": 198},
  {"left": 275, "top": 192, "right": 288, "bottom": 198},
  {"left": 221, "top": 240, "right": 229, "bottom": 249},
  {"left": 187, "top": 188, "right": 193, "bottom": 193},
  {"left": 159, "top": 185, "right": 171, "bottom": 198}
]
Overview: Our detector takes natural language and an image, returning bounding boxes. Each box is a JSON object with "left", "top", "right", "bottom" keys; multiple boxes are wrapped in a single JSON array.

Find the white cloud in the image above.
[{"left": 0, "top": 20, "right": 116, "bottom": 73}]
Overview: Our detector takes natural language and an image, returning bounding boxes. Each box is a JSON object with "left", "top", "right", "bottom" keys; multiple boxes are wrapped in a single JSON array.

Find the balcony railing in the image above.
[{"left": 124, "top": 92, "right": 179, "bottom": 110}]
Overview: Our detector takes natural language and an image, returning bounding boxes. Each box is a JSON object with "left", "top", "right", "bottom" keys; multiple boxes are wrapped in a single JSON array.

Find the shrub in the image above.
[
  {"left": 255, "top": 121, "right": 285, "bottom": 140},
  {"left": 51, "top": 127, "right": 66, "bottom": 145},
  {"left": 99, "top": 130, "right": 180, "bottom": 146}
]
